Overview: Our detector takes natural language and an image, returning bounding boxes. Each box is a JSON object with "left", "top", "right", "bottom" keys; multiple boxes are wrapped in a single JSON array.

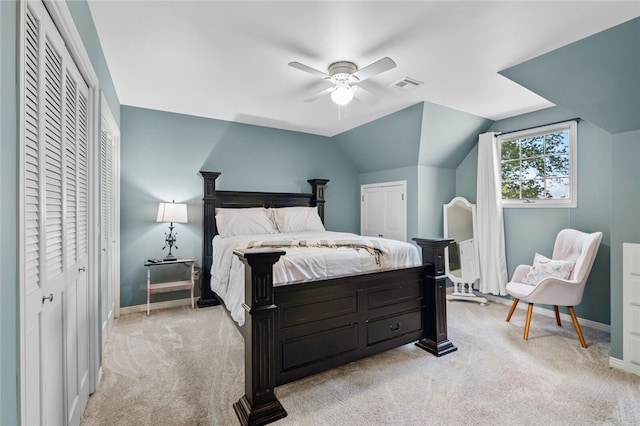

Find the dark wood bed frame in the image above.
[{"left": 199, "top": 171, "right": 456, "bottom": 426}]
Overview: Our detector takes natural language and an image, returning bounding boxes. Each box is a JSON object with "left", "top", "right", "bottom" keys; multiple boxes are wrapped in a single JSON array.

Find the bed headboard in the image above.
[{"left": 198, "top": 171, "right": 329, "bottom": 307}]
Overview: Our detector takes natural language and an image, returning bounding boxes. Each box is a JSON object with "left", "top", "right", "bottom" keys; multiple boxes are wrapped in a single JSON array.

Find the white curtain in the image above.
[{"left": 476, "top": 132, "right": 508, "bottom": 295}]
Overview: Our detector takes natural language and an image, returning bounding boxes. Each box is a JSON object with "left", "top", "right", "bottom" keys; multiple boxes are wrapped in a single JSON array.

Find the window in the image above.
[{"left": 499, "top": 120, "right": 577, "bottom": 208}]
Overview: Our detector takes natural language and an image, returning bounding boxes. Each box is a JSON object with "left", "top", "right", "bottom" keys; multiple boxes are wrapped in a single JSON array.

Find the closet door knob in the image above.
[
  {"left": 42, "top": 293, "right": 54, "bottom": 303},
  {"left": 79, "top": 266, "right": 86, "bottom": 272}
]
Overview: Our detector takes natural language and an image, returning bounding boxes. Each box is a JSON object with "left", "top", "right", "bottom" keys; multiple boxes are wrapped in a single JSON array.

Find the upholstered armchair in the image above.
[{"left": 505, "top": 229, "right": 603, "bottom": 348}]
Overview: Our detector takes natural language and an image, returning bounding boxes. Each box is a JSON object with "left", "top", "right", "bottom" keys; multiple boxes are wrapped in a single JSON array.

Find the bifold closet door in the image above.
[
  {"left": 100, "top": 127, "right": 116, "bottom": 346},
  {"left": 22, "top": 1, "right": 91, "bottom": 424}
]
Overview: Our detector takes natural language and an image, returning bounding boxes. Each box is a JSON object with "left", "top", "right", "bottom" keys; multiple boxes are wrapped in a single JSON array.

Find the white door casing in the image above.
[
  {"left": 360, "top": 181, "right": 407, "bottom": 242},
  {"left": 623, "top": 243, "right": 640, "bottom": 377},
  {"left": 19, "top": 1, "right": 100, "bottom": 424}
]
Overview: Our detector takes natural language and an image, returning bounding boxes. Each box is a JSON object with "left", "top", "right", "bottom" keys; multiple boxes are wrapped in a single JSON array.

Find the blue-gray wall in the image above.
[
  {"left": 120, "top": 100, "right": 477, "bottom": 307},
  {"left": 610, "top": 129, "right": 640, "bottom": 359},
  {"left": 499, "top": 18, "right": 640, "bottom": 135},
  {"left": 493, "top": 109, "right": 612, "bottom": 326},
  {"left": 334, "top": 103, "right": 424, "bottom": 173},
  {"left": 336, "top": 102, "right": 487, "bottom": 247},
  {"left": 1, "top": 3, "right": 637, "bottom": 422},
  {"left": 119, "top": 106, "right": 359, "bottom": 307},
  {"left": 455, "top": 106, "right": 639, "bottom": 359},
  {"left": 118, "top": 100, "right": 485, "bottom": 307},
  {"left": 1, "top": 2, "right": 18, "bottom": 424},
  {"left": 488, "top": 17, "right": 640, "bottom": 360},
  {"left": 66, "top": 1, "right": 120, "bottom": 124},
  {"left": 419, "top": 101, "right": 493, "bottom": 169}
]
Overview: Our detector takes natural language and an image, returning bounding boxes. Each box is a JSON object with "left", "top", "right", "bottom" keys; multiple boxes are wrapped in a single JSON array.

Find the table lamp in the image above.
[{"left": 157, "top": 201, "right": 188, "bottom": 261}]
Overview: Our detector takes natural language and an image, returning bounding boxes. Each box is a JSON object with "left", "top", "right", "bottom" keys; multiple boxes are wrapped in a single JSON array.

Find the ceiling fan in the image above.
[{"left": 288, "top": 57, "right": 396, "bottom": 106}]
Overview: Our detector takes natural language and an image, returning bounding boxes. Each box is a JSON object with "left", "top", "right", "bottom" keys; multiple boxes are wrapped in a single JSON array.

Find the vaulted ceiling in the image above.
[
  {"left": 500, "top": 17, "right": 640, "bottom": 134},
  {"left": 87, "top": 1, "right": 639, "bottom": 137}
]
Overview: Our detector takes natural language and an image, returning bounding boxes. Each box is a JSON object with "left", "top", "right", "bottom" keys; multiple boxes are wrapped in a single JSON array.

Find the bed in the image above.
[{"left": 199, "top": 171, "right": 456, "bottom": 426}]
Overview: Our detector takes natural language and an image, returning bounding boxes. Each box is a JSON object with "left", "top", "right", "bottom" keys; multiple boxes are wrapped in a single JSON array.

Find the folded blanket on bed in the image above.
[{"left": 244, "top": 238, "right": 388, "bottom": 265}]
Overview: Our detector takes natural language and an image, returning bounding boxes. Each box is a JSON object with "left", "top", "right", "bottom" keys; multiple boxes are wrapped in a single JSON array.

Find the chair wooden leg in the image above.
[
  {"left": 506, "top": 298, "right": 519, "bottom": 322},
  {"left": 554, "top": 305, "right": 561, "bottom": 326},
  {"left": 568, "top": 307, "right": 588, "bottom": 348},
  {"left": 523, "top": 303, "right": 534, "bottom": 341}
]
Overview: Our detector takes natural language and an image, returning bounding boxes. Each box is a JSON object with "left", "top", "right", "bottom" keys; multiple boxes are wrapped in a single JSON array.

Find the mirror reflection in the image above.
[{"left": 443, "top": 197, "right": 486, "bottom": 305}]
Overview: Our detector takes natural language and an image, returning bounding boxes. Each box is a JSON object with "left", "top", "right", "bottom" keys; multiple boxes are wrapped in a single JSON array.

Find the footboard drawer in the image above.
[
  {"left": 281, "top": 324, "right": 359, "bottom": 371},
  {"left": 367, "top": 309, "right": 422, "bottom": 346},
  {"left": 366, "top": 282, "right": 421, "bottom": 310}
]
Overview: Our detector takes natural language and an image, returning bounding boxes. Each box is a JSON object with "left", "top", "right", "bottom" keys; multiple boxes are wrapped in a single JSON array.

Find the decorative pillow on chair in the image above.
[{"left": 521, "top": 253, "right": 576, "bottom": 285}]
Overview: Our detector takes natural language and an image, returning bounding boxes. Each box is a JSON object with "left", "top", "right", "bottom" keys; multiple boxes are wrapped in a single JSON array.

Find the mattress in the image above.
[{"left": 210, "top": 231, "right": 421, "bottom": 325}]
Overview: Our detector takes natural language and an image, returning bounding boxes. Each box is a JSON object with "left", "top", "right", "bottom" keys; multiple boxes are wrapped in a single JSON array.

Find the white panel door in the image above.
[
  {"left": 623, "top": 243, "right": 640, "bottom": 376},
  {"left": 361, "top": 181, "right": 407, "bottom": 241},
  {"left": 382, "top": 185, "right": 406, "bottom": 241},
  {"left": 21, "top": 2, "right": 91, "bottom": 424},
  {"left": 361, "top": 186, "right": 384, "bottom": 237}
]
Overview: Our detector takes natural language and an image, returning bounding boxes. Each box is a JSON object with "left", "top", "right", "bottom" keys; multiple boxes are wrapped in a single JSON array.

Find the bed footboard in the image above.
[
  {"left": 413, "top": 237, "right": 458, "bottom": 357},
  {"left": 232, "top": 238, "right": 455, "bottom": 426},
  {"left": 232, "top": 248, "right": 288, "bottom": 426}
]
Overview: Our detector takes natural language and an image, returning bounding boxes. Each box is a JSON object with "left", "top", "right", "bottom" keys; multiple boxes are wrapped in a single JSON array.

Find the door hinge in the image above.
[{"left": 402, "top": 193, "right": 404, "bottom": 201}]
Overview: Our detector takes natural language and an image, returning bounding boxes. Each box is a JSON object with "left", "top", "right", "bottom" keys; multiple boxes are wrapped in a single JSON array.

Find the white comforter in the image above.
[{"left": 211, "top": 231, "right": 422, "bottom": 326}]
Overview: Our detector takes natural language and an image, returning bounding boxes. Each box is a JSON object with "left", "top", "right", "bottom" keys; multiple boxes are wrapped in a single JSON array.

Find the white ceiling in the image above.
[{"left": 87, "top": 1, "right": 640, "bottom": 137}]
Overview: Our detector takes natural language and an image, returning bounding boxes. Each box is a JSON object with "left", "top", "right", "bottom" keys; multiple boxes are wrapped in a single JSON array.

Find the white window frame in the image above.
[{"left": 499, "top": 120, "right": 577, "bottom": 209}]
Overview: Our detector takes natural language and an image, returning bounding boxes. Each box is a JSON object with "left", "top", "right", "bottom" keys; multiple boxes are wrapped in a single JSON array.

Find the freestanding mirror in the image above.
[{"left": 443, "top": 197, "right": 487, "bottom": 305}]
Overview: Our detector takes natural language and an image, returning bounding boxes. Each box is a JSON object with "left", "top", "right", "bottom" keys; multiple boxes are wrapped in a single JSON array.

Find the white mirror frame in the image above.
[{"left": 443, "top": 197, "right": 487, "bottom": 305}]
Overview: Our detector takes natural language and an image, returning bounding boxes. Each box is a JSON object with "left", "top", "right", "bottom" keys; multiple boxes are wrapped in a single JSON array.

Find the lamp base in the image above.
[{"left": 163, "top": 253, "right": 177, "bottom": 261}]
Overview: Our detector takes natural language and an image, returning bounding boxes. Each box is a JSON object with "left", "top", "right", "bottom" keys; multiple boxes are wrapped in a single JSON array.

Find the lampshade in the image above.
[
  {"left": 157, "top": 202, "right": 188, "bottom": 223},
  {"left": 330, "top": 83, "right": 353, "bottom": 105}
]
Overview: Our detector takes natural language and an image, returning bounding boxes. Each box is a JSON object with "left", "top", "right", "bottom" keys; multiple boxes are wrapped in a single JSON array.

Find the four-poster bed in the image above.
[{"left": 199, "top": 171, "right": 456, "bottom": 425}]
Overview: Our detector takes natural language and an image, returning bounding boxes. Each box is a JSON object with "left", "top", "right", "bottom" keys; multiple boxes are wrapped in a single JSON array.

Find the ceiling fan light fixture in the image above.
[{"left": 330, "top": 83, "right": 353, "bottom": 105}]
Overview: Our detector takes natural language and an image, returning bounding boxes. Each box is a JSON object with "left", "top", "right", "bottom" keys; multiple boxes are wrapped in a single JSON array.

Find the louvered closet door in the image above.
[
  {"left": 100, "top": 128, "right": 115, "bottom": 346},
  {"left": 22, "top": 2, "right": 91, "bottom": 425}
]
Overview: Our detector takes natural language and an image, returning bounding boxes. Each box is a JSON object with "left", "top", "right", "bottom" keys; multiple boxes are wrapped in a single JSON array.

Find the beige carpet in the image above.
[{"left": 81, "top": 300, "right": 640, "bottom": 426}]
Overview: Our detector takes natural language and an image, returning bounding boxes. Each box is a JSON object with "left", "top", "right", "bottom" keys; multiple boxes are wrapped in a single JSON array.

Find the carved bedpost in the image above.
[
  {"left": 412, "top": 238, "right": 458, "bottom": 357},
  {"left": 198, "top": 171, "right": 221, "bottom": 308},
  {"left": 308, "top": 179, "right": 329, "bottom": 224},
  {"left": 232, "top": 248, "right": 288, "bottom": 426}
]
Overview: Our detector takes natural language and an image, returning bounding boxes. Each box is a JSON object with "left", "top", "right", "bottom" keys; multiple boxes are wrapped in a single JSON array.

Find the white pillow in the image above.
[
  {"left": 215, "top": 207, "right": 278, "bottom": 237},
  {"left": 521, "top": 253, "right": 575, "bottom": 285},
  {"left": 271, "top": 206, "right": 325, "bottom": 233}
]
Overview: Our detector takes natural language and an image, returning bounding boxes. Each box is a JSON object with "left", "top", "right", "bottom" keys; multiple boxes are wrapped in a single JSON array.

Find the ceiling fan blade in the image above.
[
  {"left": 352, "top": 86, "right": 379, "bottom": 104},
  {"left": 352, "top": 57, "right": 396, "bottom": 81},
  {"left": 304, "top": 86, "right": 334, "bottom": 102},
  {"left": 289, "top": 61, "right": 330, "bottom": 80}
]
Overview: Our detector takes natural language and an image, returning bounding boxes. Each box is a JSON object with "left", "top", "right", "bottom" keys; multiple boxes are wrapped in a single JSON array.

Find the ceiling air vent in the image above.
[{"left": 390, "top": 77, "right": 424, "bottom": 91}]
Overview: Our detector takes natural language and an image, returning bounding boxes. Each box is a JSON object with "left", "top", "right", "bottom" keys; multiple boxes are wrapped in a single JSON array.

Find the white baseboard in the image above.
[
  {"left": 473, "top": 293, "right": 611, "bottom": 333},
  {"left": 609, "top": 356, "right": 625, "bottom": 370},
  {"left": 118, "top": 297, "right": 194, "bottom": 316}
]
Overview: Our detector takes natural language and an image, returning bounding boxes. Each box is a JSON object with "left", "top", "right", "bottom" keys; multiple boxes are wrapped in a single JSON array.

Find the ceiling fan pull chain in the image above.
[{"left": 338, "top": 104, "right": 347, "bottom": 121}]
